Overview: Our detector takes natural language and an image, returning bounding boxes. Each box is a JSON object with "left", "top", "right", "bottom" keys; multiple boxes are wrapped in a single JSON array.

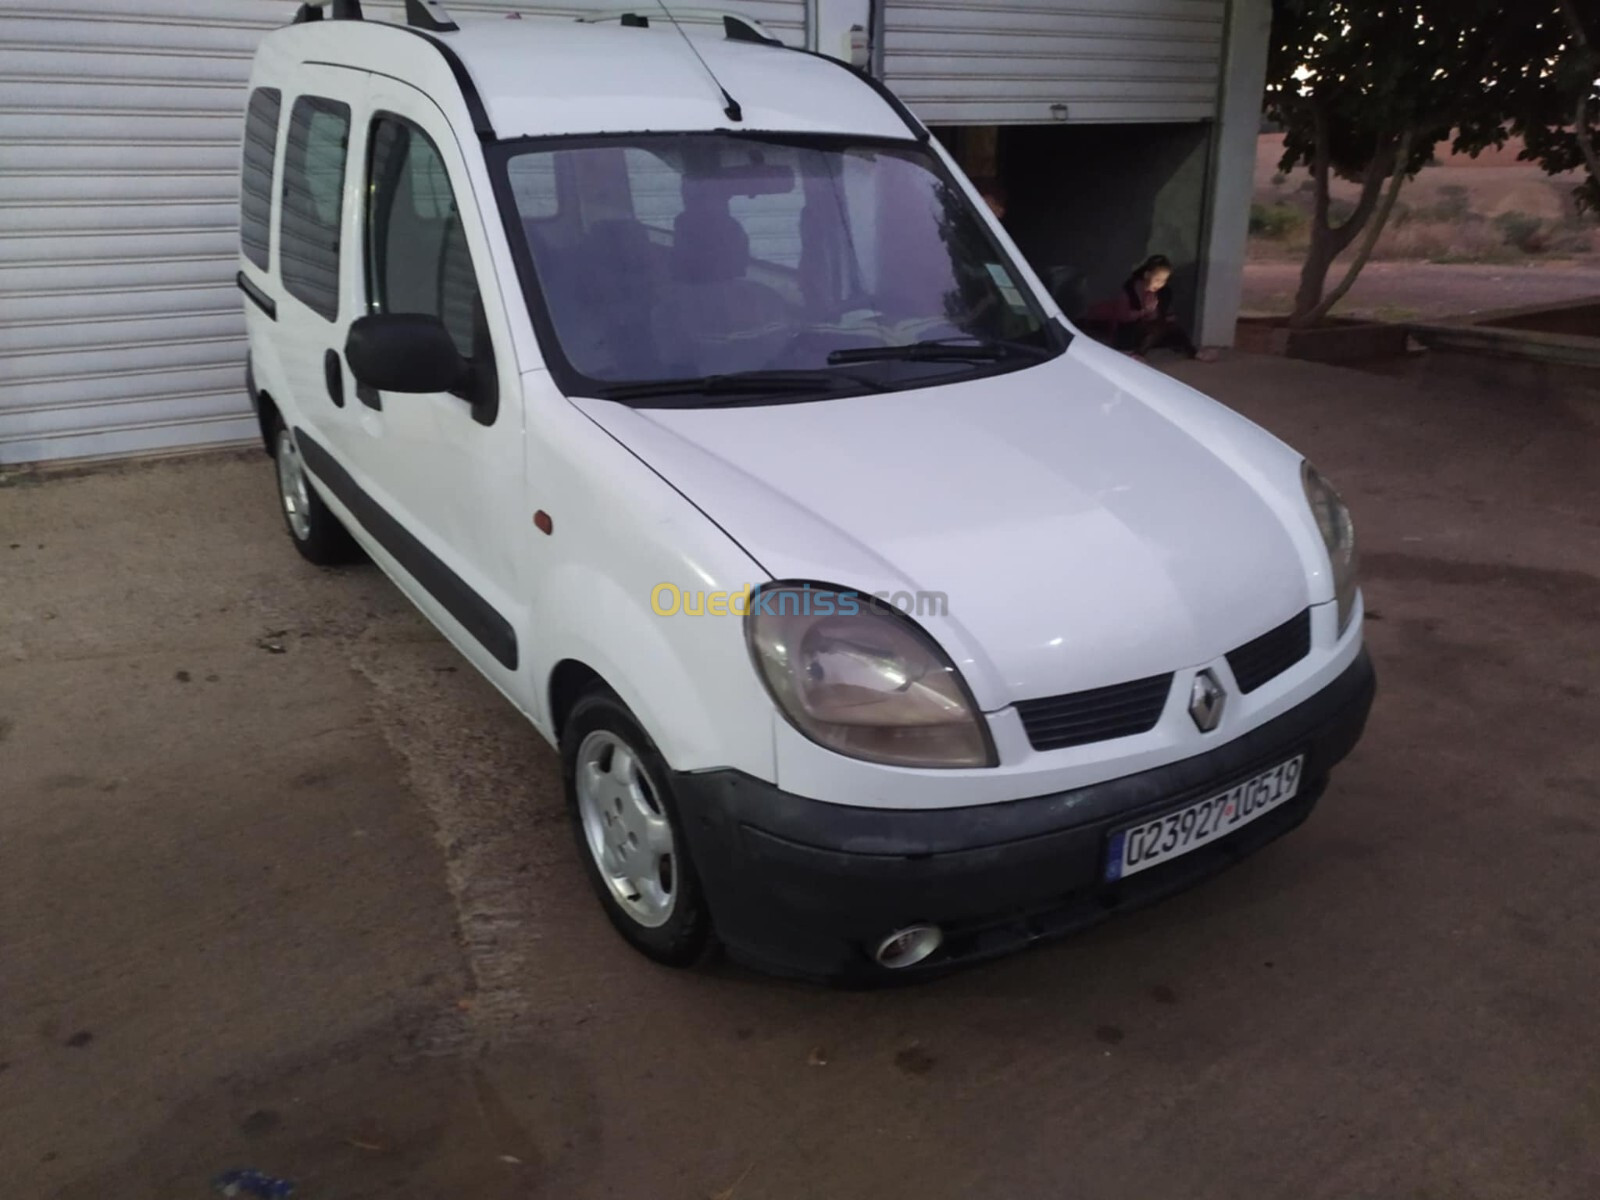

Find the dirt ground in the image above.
[
  {"left": 3, "top": 352, "right": 1599, "bottom": 1199},
  {"left": 1241, "top": 258, "right": 1600, "bottom": 322}
]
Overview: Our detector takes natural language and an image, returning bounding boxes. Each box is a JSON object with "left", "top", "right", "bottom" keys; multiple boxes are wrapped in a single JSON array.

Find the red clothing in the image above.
[
  {"left": 1086, "top": 283, "right": 1161, "bottom": 326},
  {"left": 1082, "top": 278, "right": 1197, "bottom": 357}
]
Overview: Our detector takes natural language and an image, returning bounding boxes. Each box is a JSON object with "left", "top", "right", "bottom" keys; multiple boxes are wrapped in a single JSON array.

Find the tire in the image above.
[
  {"left": 561, "top": 686, "right": 712, "bottom": 966},
  {"left": 271, "top": 418, "right": 356, "bottom": 566}
]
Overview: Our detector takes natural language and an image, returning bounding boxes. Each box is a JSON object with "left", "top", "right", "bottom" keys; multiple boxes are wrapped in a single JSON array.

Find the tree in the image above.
[
  {"left": 1498, "top": 1, "right": 1600, "bottom": 213},
  {"left": 1266, "top": 0, "right": 1511, "bottom": 326}
]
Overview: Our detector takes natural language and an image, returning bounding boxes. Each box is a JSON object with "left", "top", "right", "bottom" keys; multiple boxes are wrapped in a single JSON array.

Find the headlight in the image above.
[
  {"left": 1302, "top": 462, "right": 1359, "bottom": 634},
  {"left": 746, "top": 585, "right": 996, "bottom": 769}
]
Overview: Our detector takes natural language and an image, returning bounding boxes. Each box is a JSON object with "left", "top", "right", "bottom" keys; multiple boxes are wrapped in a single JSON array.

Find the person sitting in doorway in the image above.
[{"left": 1085, "top": 254, "right": 1217, "bottom": 362}]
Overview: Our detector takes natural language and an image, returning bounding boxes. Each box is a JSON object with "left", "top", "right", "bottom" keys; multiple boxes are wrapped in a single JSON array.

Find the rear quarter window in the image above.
[
  {"left": 280, "top": 96, "right": 351, "bottom": 321},
  {"left": 239, "top": 87, "right": 281, "bottom": 271}
]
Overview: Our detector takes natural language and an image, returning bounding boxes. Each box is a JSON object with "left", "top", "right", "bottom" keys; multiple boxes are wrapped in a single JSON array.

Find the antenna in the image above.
[{"left": 652, "top": 1, "right": 743, "bottom": 123}]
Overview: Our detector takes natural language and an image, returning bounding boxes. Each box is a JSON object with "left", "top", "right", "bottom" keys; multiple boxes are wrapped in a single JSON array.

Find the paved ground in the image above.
[
  {"left": 1242, "top": 259, "right": 1600, "bottom": 322},
  {"left": 3, "top": 352, "right": 1599, "bottom": 1199}
]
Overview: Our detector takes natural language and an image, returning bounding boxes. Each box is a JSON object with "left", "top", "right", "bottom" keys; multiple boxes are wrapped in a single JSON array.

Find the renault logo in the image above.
[{"left": 1189, "top": 670, "right": 1227, "bottom": 733}]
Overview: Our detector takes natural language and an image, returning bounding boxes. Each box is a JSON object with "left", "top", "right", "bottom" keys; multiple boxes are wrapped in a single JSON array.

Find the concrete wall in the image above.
[
  {"left": 993, "top": 122, "right": 1215, "bottom": 334},
  {"left": 1198, "top": 0, "right": 1272, "bottom": 345},
  {"left": 814, "top": 0, "right": 870, "bottom": 63}
]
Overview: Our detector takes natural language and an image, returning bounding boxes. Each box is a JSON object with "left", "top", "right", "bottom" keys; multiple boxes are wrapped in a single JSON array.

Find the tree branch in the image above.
[
  {"left": 1559, "top": 0, "right": 1600, "bottom": 188},
  {"left": 1560, "top": 0, "right": 1597, "bottom": 53},
  {"left": 1306, "top": 126, "right": 1417, "bottom": 324},
  {"left": 1572, "top": 91, "right": 1600, "bottom": 191},
  {"left": 1327, "top": 140, "right": 1396, "bottom": 256},
  {"left": 1310, "top": 99, "right": 1332, "bottom": 232}
]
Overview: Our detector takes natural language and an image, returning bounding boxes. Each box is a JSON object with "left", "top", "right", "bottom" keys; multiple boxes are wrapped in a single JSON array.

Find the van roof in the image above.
[{"left": 259, "top": 16, "right": 917, "bottom": 144}]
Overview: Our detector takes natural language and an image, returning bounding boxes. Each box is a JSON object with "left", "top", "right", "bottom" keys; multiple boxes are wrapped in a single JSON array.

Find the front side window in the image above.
[
  {"left": 240, "top": 87, "right": 281, "bottom": 271},
  {"left": 280, "top": 96, "right": 351, "bottom": 321},
  {"left": 366, "top": 115, "right": 484, "bottom": 361},
  {"left": 497, "top": 134, "right": 1060, "bottom": 403}
]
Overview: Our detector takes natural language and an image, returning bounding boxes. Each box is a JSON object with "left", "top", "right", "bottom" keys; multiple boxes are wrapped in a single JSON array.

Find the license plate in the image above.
[{"left": 1105, "top": 755, "right": 1305, "bottom": 882}]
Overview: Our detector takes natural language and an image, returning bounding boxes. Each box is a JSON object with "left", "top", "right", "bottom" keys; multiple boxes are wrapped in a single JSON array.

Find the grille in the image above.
[
  {"left": 1226, "top": 609, "right": 1312, "bottom": 694},
  {"left": 1015, "top": 673, "right": 1174, "bottom": 752}
]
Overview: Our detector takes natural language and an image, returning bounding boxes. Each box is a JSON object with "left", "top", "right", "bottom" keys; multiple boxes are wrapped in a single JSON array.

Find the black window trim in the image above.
[
  {"left": 240, "top": 85, "right": 283, "bottom": 273},
  {"left": 362, "top": 107, "right": 500, "bottom": 426},
  {"left": 279, "top": 92, "right": 353, "bottom": 323},
  {"left": 483, "top": 129, "right": 1069, "bottom": 407}
]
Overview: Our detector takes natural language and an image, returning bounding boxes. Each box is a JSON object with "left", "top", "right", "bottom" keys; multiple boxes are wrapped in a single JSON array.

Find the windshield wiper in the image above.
[
  {"left": 827, "top": 338, "right": 1056, "bottom": 366},
  {"left": 594, "top": 369, "right": 885, "bottom": 403}
]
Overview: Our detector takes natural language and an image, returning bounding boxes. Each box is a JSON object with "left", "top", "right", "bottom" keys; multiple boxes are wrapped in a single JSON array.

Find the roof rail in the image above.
[
  {"left": 293, "top": 0, "right": 460, "bottom": 31},
  {"left": 576, "top": 8, "right": 782, "bottom": 46},
  {"left": 405, "top": 0, "right": 459, "bottom": 32},
  {"left": 292, "top": 0, "right": 363, "bottom": 21}
]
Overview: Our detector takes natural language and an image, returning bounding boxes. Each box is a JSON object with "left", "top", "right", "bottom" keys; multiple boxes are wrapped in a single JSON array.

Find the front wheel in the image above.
[
  {"left": 272, "top": 420, "right": 355, "bottom": 566},
  {"left": 561, "top": 686, "right": 711, "bottom": 966}
]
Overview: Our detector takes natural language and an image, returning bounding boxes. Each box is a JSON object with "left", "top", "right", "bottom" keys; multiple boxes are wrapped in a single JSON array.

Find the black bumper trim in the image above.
[
  {"left": 294, "top": 428, "right": 519, "bottom": 671},
  {"left": 672, "top": 648, "right": 1376, "bottom": 981}
]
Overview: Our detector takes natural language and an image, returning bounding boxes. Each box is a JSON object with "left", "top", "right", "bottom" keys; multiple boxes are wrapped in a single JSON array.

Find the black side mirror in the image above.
[{"left": 345, "top": 313, "right": 468, "bottom": 394}]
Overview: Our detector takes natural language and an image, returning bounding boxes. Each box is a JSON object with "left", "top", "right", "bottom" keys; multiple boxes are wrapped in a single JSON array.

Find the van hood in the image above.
[{"left": 572, "top": 344, "right": 1318, "bottom": 710}]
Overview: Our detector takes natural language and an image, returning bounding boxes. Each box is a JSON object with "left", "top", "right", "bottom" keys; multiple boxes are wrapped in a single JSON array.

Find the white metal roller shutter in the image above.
[
  {"left": 366, "top": 1, "right": 811, "bottom": 47},
  {"left": 0, "top": 0, "right": 282, "bottom": 465},
  {"left": 0, "top": 0, "right": 811, "bottom": 466},
  {"left": 883, "top": 0, "right": 1226, "bottom": 127}
]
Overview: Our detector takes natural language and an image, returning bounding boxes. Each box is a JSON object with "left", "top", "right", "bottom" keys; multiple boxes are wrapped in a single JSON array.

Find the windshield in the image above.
[{"left": 496, "top": 134, "right": 1062, "bottom": 403}]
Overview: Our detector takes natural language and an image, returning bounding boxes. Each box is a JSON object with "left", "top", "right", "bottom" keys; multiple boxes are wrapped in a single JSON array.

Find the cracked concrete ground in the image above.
[{"left": 2, "top": 351, "right": 1597, "bottom": 1199}]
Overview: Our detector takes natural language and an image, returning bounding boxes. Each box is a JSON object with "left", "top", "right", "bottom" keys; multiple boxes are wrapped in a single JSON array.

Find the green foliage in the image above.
[
  {"left": 1266, "top": 0, "right": 1511, "bottom": 186},
  {"left": 1485, "top": 2, "right": 1600, "bottom": 212},
  {"left": 1494, "top": 210, "right": 1547, "bottom": 252},
  {"left": 1266, "top": 0, "right": 1539, "bottom": 321},
  {"left": 1432, "top": 185, "right": 1472, "bottom": 222},
  {"left": 1250, "top": 202, "right": 1306, "bottom": 238}
]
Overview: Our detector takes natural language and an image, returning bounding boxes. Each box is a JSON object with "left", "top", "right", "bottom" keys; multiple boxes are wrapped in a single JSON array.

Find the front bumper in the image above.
[{"left": 674, "top": 648, "right": 1376, "bottom": 982}]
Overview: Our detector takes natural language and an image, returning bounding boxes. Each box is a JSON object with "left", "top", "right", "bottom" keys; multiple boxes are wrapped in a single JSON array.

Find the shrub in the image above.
[
  {"left": 1494, "top": 210, "right": 1546, "bottom": 253},
  {"left": 1373, "top": 218, "right": 1513, "bottom": 263},
  {"left": 1549, "top": 228, "right": 1595, "bottom": 254},
  {"left": 1250, "top": 202, "right": 1306, "bottom": 239},
  {"left": 1432, "top": 184, "right": 1471, "bottom": 222}
]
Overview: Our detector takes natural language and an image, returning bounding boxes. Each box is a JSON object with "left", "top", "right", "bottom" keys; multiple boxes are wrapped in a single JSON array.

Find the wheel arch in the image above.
[
  {"left": 548, "top": 658, "right": 606, "bottom": 743},
  {"left": 532, "top": 563, "right": 775, "bottom": 780},
  {"left": 255, "top": 388, "right": 282, "bottom": 456}
]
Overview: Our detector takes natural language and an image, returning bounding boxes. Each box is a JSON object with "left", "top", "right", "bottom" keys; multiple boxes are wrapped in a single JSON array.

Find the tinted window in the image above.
[
  {"left": 366, "top": 115, "right": 484, "bottom": 359},
  {"left": 239, "top": 87, "right": 280, "bottom": 271},
  {"left": 280, "top": 96, "right": 351, "bottom": 321},
  {"left": 500, "top": 135, "right": 1054, "bottom": 388}
]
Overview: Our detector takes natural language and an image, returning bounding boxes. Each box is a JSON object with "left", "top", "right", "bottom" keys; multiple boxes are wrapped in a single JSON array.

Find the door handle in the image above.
[{"left": 323, "top": 349, "right": 345, "bottom": 408}]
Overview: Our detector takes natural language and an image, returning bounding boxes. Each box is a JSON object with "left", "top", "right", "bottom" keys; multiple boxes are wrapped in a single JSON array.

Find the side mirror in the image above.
[{"left": 345, "top": 313, "right": 468, "bottom": 394}]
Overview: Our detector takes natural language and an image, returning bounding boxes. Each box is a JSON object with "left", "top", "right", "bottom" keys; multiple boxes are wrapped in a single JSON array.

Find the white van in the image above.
[{"left": 239, "top": 0, "right": 1375, "bottom": 980}]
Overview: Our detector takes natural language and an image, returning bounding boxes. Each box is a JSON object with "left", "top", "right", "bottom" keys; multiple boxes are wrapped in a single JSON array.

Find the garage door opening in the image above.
[{"left": 937, "top": 122, "right": 1215, "bottom": 335}]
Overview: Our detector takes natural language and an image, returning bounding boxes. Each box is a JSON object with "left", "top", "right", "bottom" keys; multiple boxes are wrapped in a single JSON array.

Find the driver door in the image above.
[{"left": 347, "top": 78, "right": 529, "bottom": 696}]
